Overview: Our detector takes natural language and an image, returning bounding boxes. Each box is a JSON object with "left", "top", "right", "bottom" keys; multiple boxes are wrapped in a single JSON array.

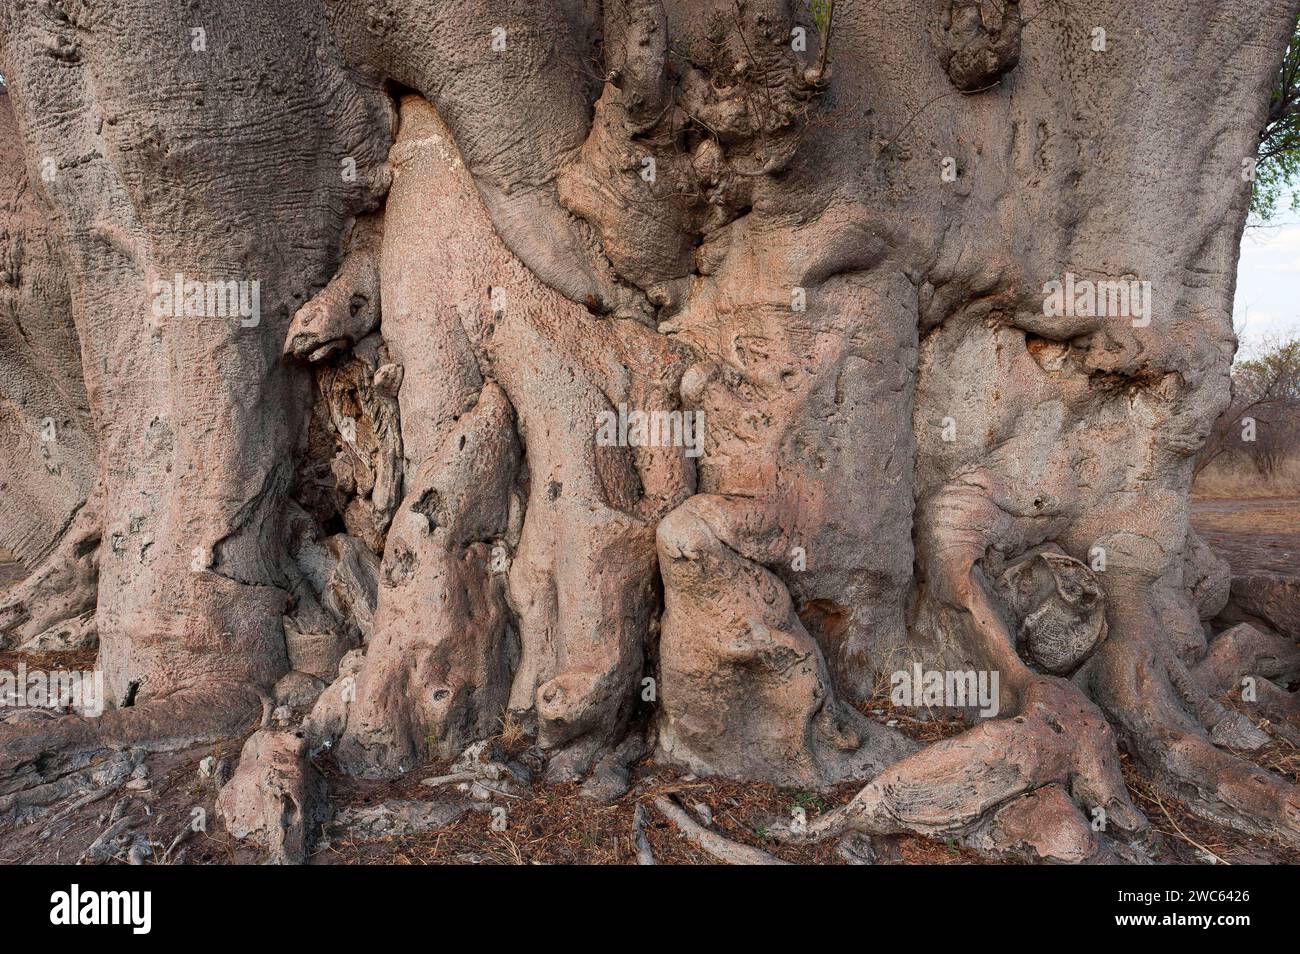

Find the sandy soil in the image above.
[{"left": 1192, "top": 496, "right": 1300, "bottom": 577}]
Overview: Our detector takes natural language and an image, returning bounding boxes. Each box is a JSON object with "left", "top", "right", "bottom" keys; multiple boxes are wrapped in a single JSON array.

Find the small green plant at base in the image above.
[
  {"left": 789, "top": 789, "right": 830, "bottom": 813},
  {"left": 809, "top": 0, "right": 832, "bottom": 34}
]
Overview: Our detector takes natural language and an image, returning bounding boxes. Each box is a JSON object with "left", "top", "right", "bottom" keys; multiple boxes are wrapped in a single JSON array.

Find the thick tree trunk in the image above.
[
  {"left": 2, "top": 0, "right": 1298, "bottom": 862},
  {"left": 0, "top": 0, "right": 391, "bottom": 765}
]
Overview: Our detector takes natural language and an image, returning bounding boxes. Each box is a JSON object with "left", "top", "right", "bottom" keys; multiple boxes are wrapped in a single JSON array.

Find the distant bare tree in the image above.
[{"left": 1197, "top": 336, "right": 1300, "bottom": 476}]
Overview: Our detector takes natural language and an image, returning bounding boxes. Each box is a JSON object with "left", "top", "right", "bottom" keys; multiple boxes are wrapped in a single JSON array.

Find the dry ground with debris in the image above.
[
  {"left": 1, "top": 627, "right": 1296, "bottom": 865},
  {"left": 3, "top": 717, "right": 1295, "bottom": 865},
  {"left": 1192, "top": 497, "right": 1300, "bottom": 577}
]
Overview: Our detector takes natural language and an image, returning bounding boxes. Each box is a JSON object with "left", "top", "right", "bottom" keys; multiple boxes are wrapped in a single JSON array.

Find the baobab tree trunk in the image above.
[
  {"left": 0, "top": 86, "right": 97, "bottom": 651},
  {"left": 0, "top": 0, "right": 392, "bottom": 785},
  {"left": 1, "top": 0, "right": 1298, "bottom": 862}
]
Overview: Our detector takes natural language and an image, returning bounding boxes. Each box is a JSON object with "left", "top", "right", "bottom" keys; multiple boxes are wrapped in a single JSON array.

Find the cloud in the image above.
[{"left": 1234, "top": 225, "right": 1300, "bottom": 351}]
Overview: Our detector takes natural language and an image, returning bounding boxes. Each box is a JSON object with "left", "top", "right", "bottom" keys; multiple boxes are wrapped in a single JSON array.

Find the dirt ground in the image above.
[
  {"left": 1191, "top": 496, "right": 1300, "bottom": 576},
  {"left": 0, "top": 663, "right": 986, "bottom": 866},
  {"left": 1, "top": 671, "right": 1294, "bottom": 866},
  {"left": 1, "top": 500, "right": 1299, "bottom": 865}
]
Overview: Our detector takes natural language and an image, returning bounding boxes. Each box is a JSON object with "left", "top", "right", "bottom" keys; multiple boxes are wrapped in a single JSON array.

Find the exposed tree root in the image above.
[
  {"left": 1090, "top": 612, "right": 1300, "bottom": 850},
  {"left": 0, "top": 687, "right": 261, "bottom": 815},
  {"left": 766, "top": 679, "right": 1141, "bottom": 863},
  {"left": 652, "top": 795, "right": 790, "bottom": 865},
  {"left": 632, "top": 801, "right": 656, "bottom": 865},
  {"left": 1195, "top": 622, "right": 1300, "bottom": 692}
]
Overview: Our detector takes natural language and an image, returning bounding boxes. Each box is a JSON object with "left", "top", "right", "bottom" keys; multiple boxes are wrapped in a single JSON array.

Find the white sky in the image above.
[{"left": 1234, "top": 203, "right": 1300, "bottom": 359}]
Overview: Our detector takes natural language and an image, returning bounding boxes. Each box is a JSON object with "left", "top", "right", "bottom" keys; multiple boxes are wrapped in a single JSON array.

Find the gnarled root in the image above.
[
  {"left": 1090, "top": 605, "right": 1300, "bottom": 849},
  {"left": 1194, "top": 622, "right": 1300, "bottom": 743},
  {"left": 0, "top": 685, "right": 261, "bottom": 817},
  {"left": 1195, "top": 622, "right": 1300, "bottom": 692},
  {"left": 653, "top": 795, "right": 790, "bottom": 865},
  {"left": 780, "top": 679, "right": 1143, "bottom": 863},
  {"left": 1192, "top": 623, "right": 1300, "bottom": 744}
]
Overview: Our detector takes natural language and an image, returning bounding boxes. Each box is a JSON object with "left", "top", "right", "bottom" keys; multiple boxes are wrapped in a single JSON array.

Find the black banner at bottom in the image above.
[{"left": 0, "top": 862, "right": 1283, "bottom": 940}]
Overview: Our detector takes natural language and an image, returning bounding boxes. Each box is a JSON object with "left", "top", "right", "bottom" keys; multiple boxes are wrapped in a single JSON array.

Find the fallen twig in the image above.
[
  {"left": 420, "top": 771, "right": 477, "bottom": 788},
  {"left": 632, "top": 802, "right": 656, "bottom": 865},
  {"left": 1150, "top": 788, "right": 1228, "bottom": 866}
]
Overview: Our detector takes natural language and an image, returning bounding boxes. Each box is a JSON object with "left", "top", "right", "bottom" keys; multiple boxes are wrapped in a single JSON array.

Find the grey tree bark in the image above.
[{"left": 1, "top": 0, "right": 1297, "bottom": 862}]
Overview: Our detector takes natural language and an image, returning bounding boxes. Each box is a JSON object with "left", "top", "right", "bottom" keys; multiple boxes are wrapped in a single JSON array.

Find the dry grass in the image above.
[
  {"left": 496, "top": 709, "right": 526, "bottom": 752},
  {"left": 1120, "top": 755, "right": 1237, "bottom": 864},
  {"left": 0, "top": 646, "right": 97, "bottom": 674},
  {"left": 1193, "top": 456, "right": 1300, "bottom": 499},
  {"left": 1250, "top": 739, "right": 1300, "bottom": 785}
]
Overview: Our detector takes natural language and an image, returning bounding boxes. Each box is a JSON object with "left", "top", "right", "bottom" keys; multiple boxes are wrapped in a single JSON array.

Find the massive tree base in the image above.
[{"left": 2, "top": 0, "right": 1300, "bottom": 864}]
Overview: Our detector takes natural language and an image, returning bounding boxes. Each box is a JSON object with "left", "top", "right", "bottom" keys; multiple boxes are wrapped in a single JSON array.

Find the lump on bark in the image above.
[
  {"left": 556, "top": 0, "right": 823, "bottom": 313},
  {"left": 936, "top": 0, "right": 1022, "bottom": 92},
  {"left": 991, "top": 545, "right": 1108, "bottom": 676},
  {"left": 284, "top": 214, "right": 385, "bottom": 364}
]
